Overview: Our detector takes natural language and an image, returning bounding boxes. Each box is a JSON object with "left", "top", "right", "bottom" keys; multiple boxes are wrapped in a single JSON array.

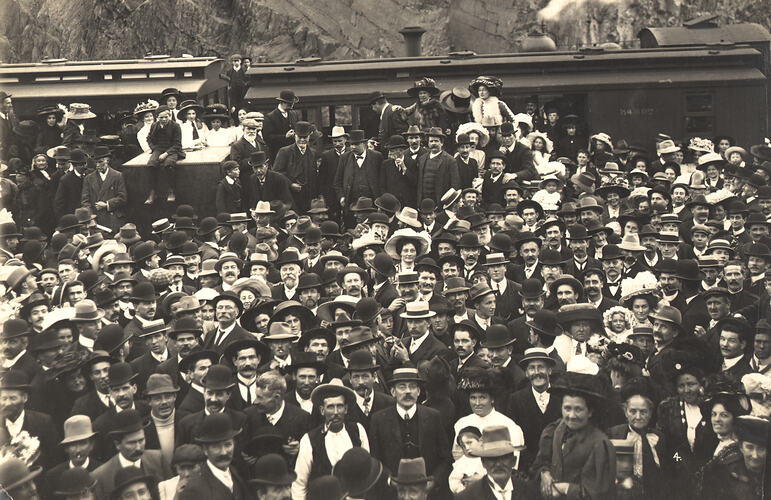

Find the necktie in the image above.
[
  {"left": 192, "top": 125, "right": 199, "bottom": 140},
  {"left": 213, "top": 329, "right": 223, "bottom": 346},
  {"left": 575, "top": 342, "right": 583, "bottom": 355},
  {"left": 243, "top": 384, "right": 252, "bottom": 404},
  {"left": 363, "top": 396, "right": 371, "bottom": 416},
  {"left": 404, "top": 412, "right": 410, "bottom": 421}
]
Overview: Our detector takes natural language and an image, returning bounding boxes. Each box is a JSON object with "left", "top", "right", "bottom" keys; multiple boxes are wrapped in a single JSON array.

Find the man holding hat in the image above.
[
  {"left": 92, "top": 409, "right": 170, "bottom": 500},
  {"left": 456, "top": 426, "right": 536, "bottom": 499},
  {"left": 292, "top": 379, "right": 368, "bottom": 499},
  {"left": 369, "top": 367, "right": 451, "bottom": 498},
  {"left": 273, "top": 120, "right": 318, "bottom": 212},
  {"left": 177, "top": 413, "right": 249, "bottom": 500},
  {"left": 81, "top": 145, "right": 127, "bottom": 233},
  {"left": 334, "top": 129, "right": 383, "bottom": 221}
]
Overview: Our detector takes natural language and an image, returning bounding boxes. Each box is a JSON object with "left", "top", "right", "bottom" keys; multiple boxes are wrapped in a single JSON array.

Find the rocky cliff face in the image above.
[{"left": 0, "top": 0, "right": 769, "bottom": 63}]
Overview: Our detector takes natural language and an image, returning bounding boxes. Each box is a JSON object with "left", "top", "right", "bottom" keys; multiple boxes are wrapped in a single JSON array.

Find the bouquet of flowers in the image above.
[{"left": 0, "top": 430, "right": 41, "bottom": 466}]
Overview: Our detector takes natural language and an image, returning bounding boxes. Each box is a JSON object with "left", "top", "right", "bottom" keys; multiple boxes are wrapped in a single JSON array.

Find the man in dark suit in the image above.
[
  {"left": 416, "top": 127, "right": 459, "bottom": 205},
  {"left": 80, "top": 147, "right": 127, "bottom": 233},
  {"left": 54, "top": 149, "right": 85, "bottom": 216},
  {"left": 201, "top": 292, "right": 254, "bottom": 354},
  {"left": 448, "top": 320, "right": 488, "bottom": 377},
  {"left": 509, "top": 232, "right": 543, "bottom": 284},
  {"left": 262, "top": 89, "right": 301, "bottom": 163},
  {"left": 334, "top": 129, "right": 383, "bottom": 226},
  {"left": 44, "top": 415, "right": 102, "bottom": 500},
  {"left": 177, "top": 414, "right": 251, "bottom": 500},
  {"left": 0, "top": 370, "right": 60, "bottom": 469},
  {"left": 92, "top": 409, "right": 171, "bottom": 500},
  {"left": 273, "top": 120, "right": 318, "bottom": 212},
  {"left": 344, "top": 351, "right": 395, "bottom": 432},
  {"left": 369, "top": 91, "right": 408, "bottom": 149},
  {"left": 0, "top": 319, "right": 43, "bottom": 383},
  {"left": 175, "top": 350, "right": 219, "bottom": 421},
  {"left": 498, "top": 121, "right": 537, "bottom": 181},
  {"left": 245, "top": 151, "right": 294, "bottom": 211},
  {"left": 484, "top": 252, "right": 522, "bottom": 322},
  {"left": 504, "top": 348, "right": 562, "bottom": 470},
  {"left": 71, "top": 351, "right": 114, "bottom": 422},
  {"left": 229, "top": 117, "right": 264, "bottom": 201},
  {"left": 563, "top": 224, "right": 601, "bottom": 282},
  {"left": 244, "top": 370, "right": 313, "bottom": 464},
  {"left": 481, "top": 150, "right": 507, "bottom": 207},
  {"left": 215, "top": 160, "right": 242, "bottom": 213},
  {"left": 583, "top": 267, "right": 621, "bottom": 315},
  {"left": 717, "top": 317, "right": 754, "bottom": 383},
  {"left": 129, "top": 320, "right": 173, "bottom": 396},
  {"left": 390, "top": 302, "right": 451, "bottom": 367},
  {"left": 404, "top": 125, "right": 428, "bottom": 162},
  {"left": 318, "top": 126, "right": 348, "bottom": 220},
  {"left": 369, "top": 367, "right": 451, "bottom": 499},
  {"left": 455, "top": 426, "right": 537, "bottom": 499},
  {"left": 380, "top": 135, "right": 418, "bottom": 209}
]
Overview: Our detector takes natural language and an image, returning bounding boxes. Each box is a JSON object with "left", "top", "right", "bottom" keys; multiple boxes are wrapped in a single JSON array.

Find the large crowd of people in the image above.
[{"left": 0, "top": 60, "right": 769, "bottom": 500}]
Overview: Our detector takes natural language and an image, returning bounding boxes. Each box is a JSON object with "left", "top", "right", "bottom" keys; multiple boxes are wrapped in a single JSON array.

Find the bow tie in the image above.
[{"left": 356, "top": 155, "right": 364, "bottom": 160}]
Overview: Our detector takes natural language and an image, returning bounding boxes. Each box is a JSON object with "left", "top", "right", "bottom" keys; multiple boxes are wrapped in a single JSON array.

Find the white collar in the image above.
[
  {"left": 409, "top": 331, "right": 430, "bottom": 351},
  {"left": 396, "top": 403, "right": 417, "bottom": 419},
  {"left": 723, "top": 353, "right": 744, "bottom": 370},
  {"left": 267, "top": 401, "right": 286, "bottom": 424},
  {"left": 429, "top": 151, "right": 441, "bottom": 159},
  {"left": 69, "top": 457, "right": 89, "bottom": 469},
  {"left": 150, "top": 349, "right": 169, "bottom": 363},
  {"left": 532, "top": 385, "right": 550, "bottom": 400},
  {"left": 118, "top": 453, "right": 141, "bottom": 469},
  {"left": 78, "top": 335, "right": 95, "bottom": 350},
  {"left": 5, "top": 410, "right": 24, "bottom": 436},
  {"left": 1, "top": 349, "right": 26, "bottom": 369},
  {"left": 207, "top": 460, "right": 233, "bottom": 491},
  {"left": 225, "top": 176, "right": 235, "bottom": 185},
  {"left": 98, "top": 169, "right": 109, "bottom": 181}
]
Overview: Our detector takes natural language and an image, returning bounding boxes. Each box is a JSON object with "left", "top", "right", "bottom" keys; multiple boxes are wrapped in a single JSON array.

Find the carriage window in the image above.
[
  {"left": 685, "top": 93, "right": 712, "bottom": 113},
  {"left": 321, "top": 106, "right": 331, "bottom": 127},
  {"left": 684, "top": 92, "right": 714, "bottom": 135},
  {"left": 335, "top": 105, "right": 352, "bottom": 126}
]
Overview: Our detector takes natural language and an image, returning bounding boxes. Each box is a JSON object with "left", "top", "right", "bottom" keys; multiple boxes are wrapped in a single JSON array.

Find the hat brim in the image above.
[
  {"left": 469, "top": 442, "right": 523, "bottom": 457},
  {"left": 1, "top": 464, "right": 42, "bottom": 491},
  {"left": 399, "top": 311, "right": 437, "bottom": 319}
]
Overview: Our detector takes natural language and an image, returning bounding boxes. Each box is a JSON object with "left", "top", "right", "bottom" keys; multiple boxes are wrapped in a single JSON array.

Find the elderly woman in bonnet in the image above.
[
  {"left": 532, "top": 372, "right": 617, "bottom": 500},
  {"left": 468, "top": 76, "right": 515, "bottom": 130}
]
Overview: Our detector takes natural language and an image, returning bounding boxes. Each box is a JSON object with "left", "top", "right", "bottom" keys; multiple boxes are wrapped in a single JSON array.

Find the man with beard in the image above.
[
  {"left": 71, "top": 351, "right": 114, "bottom": 423},
  {"left": 337, "top": 264, "right": 367, "bottom": 300},
  {"left": 93, "top": 362, "right": 150, "bottom": 461},
  {"left": 416, "top": 127, "right": 459, "bottom": 205},
  {"left": 224, "top": 339, "right": 270, "bottom": 411},
  {"left": 81, "top": 146, "right": 127, "bottom": 232},
  {"left": 344, "top": 350, "right": 395, "bottom": 430},
  {"left": 231, "top": 119, "right": 264, "bottom": 197},
  {"left": 245, "top": 370, "right": 313, "bottom": 463},
  {"left": 176, "top": 364, "right": 248, "bottom": 452},
  {"left": 177, "top": 413, "right": 250, "bottom": 500},
  {"left": 285, "top": 352, "right": 324, "bottom": 418},
  {"left": 391, "top": 302, "right": 449, "bottom": 366},
  {"left": 449, "top": 320, "right": 487, "bottom": 377},
  {"left": 369, "top": 367, "right": 451, "bottom": 499},
  {"left": 155, "top": 317, "right": 202, "bottom": 399},
  {"left": 214, "top": 252, "right": 242, "bottom": 293},
  {"left": 552, "top": 303, "right": 602, "bottom": 366},
  {"left": 130, "top": 320, "right": 171, "bottom": 396},
  {"left": 92, "top": 409, "right": 170, "bottom": 500},
  {"left": 582, "top": 268, "right": 619, "bottom": 314},
  {"left": 44, "top": 415, "right": 102, "bottom": 498},
  {"left": 0, "top": 370, "right": 59, "bottom": 469},
  {"left": 202, "top": 291, "right": 252, "bottom": 353},
  {"left": 143, "top": 374, "right": 180, "bottom": 470},
  {"left": 484, "top": 253, "right": 520, "bottom": 322},
  {"left": 600, "top": 245, "right": 625, "bottom": 302},
  {"left": 272, "top": 249, "right": 302, "bottom": 301},
  {"left": 511, "top": 232, "right": 542, "bottom": 283},
  {"left": 292, "top": 381, "right": 368, "bottom": 499},
  {"left": 505, "top": 347, "right": 562, "bottom": 470}
]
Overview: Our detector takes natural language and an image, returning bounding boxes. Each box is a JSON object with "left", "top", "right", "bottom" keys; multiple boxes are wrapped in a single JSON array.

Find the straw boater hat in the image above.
[{"left": 65, "top": 103, "right": 96, "bottom": 120}]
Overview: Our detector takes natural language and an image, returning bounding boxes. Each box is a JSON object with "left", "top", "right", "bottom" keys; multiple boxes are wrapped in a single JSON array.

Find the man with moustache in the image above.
[
  {"left": 176, "top": 350, "right": 219, "bottom": 421},
  {"left": 155, "top": 317, "right": 202, "bottom": 398},
  {"left": 202, "top": 291, "right": 252, "bottom": 353},
  {"left": 318, "top": 126, "right": 348, "bottom": 220},
  {"left": 292, "top": 380, "right": 368, "bottom": 499},
  {"left": 539, "top": 218, "right": 572, "bottom": 261},
  {"left": 0, "top": 319, "right": 41, "bottom": 382},
  {"left": 344, "top": 351, "right": 395, "bottom": 430},
  {"left": 92, "top": 409, "right": 170, "bottom": 500},
  {"left": 231, "top": 119, "right": 264, "bottom": 193},
  {"left": 722, "top": 261, "right": 760, "bottom": 315},
  {"left": 334, "top": 129, "right": 383, "bottom": 227},
  {"left": 245, "top": 151, "right": 294, "bottom": 212},
  {"left": 444, "top": 276, "right": 474, "bottom": 323},
  {"left": 481, "top": 151, "right": 507, "bottom": 206},
  {"left": 404, "top": 125, "right": 427, "bottom": 162},
  {"left": 484, "top": 253, "right": 520, "bottom": 322},
  {"left": 178, "top": 413, "right": 250, "bottom": 500},
  {"left": 224, "top": 339, "right": 271, "bottom": 411},
  {"left": 124, "top": 282, "right": 158, "bottom": 360},
  {"left": 143, "top": 374, "right": 180, "bottom": 470},
  {"left": 449, "top": 320, "right": 487, "bottom": 377},
  {"left": 563, "top": 225, "right": 599, "bottom": 281},
  {"left": 416, "top": 127, "right": 459, "bottom": 205},
  {"left": 338, "top": 264, "right": 367, "bottom": 300},
  {"left": 272, "top": 248, "right": 303, "bottom": 301},
  {"left": 0, "top": 370, "right": 59, "bottom": 469},
  {"left": 213, "top": 252, "right": 242, "bottom": 293},
  {"left": 582, "top": 267, "right": 620, "bottom": 314},
  {"left": 457, "top": 232, "right": 484, "bottom": 281},
  {"left": 274, "top": 121, "right": 318, "bottom": 212},
  {"left": 390, "top": 302, "right": 449, "bottom": 366},
  {"left": 381, "top": 134, "right": 418, "bottom": 209},
  {"left": 283, "top": 353, "right": 324, "bottom": 419},
  {"left": 510, "top": 232, "right": 542, "bottom": 283},
  {"left": 369, "top": 368, "right": 451, "bottom": 499},
  {"left": 130, "top": 320, "right": 172, "bottom": 396},
  {"left": 716, "top": 317, "right": 754, "bottom": 382},
  {"left": 80, "top": 146, "right": 127, "bottom": 233},
  {"left": 44, "top": 415, "right": 102, "bottom": 499},
  {"left": 744, "top": 243, "right": 771, "bottom": 298},
  {"left": 505, "top": 347, "right": 562, "bottom": 470},
  {"left": 71, "top": 351, "right": 115, "bottom": 423}
]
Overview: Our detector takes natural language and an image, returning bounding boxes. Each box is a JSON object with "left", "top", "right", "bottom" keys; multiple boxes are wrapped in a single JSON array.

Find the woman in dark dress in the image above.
[
  {"left": 35, "top": 105, "right": 64, "bottom": 151},
  {"left": 532, "top": 372, "right": 617, "bottom": 500},
  {"left": 28, "top": 152, "right": 57, "bottom": 235}
]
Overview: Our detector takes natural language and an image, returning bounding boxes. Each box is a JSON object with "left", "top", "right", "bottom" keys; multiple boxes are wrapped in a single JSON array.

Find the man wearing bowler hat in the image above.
[
  {"left": 333, "top": 129, "right": 383, "bottom": 223},
  {"left": 0, "top": 457, "right": 42, "bottom": 500},
  {"left": 369, "top": 367, "right": 451, "bottom": 499},
  {"left": 71, "top": 350, "right": 116, "bottom": 423},
  {"left": 81, "top": 145, "right": 127, "bottom": 233},
  {"left": 344, "top": 350, "right": 395, "bottom": 430},
  {"left": 0, "top": 318, "right": 41, "bottom": 382},
  {"left": 245, "top": 151, "right": 295, "bottom": 212},
  {"left": 369, "top": 90, "right": 408, "bottom": 149},
  {"left": 92, "top": 408, "right": 170, "bottom": 500},
  {"left": 416, "top": 127, "right": 459, "bottom": 205},
  {"left": 177, "top": 413, "right": 249, "bottom": 500},
  {"left": 456, "top": 425, "right": 536, "bottom": 499},
  {"left": 0, "top": 370, "right": 59, "bottom": 469},
  {"left": 381, "top": 134, "right": 419, "bottom": 209},
  {"left": 273, "top": 120, "right": 318, "bottom": 212},
  {"left": 292, "top": 379, "right": 368, "bottom": 499},
  {"left": 498, "top": 121, "right": 537, "bottom": 181},
  {"left": 53, "top": 466, "right": 98, "bottom": 500},
  {"left": 176, "top": 349, "right": 220, "bottom": 421},
  {"left": 263, "top": 89, "right": 301, "bottom": 163},
  {"left": 249, "top": 453, "right": 297, "bottom": 500}
]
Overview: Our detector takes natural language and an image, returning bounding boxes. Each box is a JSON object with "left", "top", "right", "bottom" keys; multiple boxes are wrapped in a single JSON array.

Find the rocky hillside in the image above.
[{"left": 0, "top": 0, "right": 769, "bottom": 63}]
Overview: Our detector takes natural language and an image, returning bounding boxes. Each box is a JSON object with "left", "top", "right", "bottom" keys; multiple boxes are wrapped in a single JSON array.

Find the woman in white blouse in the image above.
[
  {"left": 232, "top": 107, "right": 249, "bottom": 142},
  {"left": 178, "top": 100, "right": 208, "bottom": 149},
  {"left": 134, "top": 103, "right": 158, "bottom": 153},
  {"left": 203, "top": 103, "right": 233, "bottom": 147}
]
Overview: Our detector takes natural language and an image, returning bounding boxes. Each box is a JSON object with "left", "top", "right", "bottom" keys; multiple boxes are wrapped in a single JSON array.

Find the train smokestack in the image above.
[{"left": 400, "top": 26, "right": 426, "bottom": 57}]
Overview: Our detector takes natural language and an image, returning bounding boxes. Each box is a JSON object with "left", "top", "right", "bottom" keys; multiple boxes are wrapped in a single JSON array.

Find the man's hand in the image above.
[
  {"left": 391, "top": 342, "right": 409, "bottom": 363},
  {"left": 159, "top": 152, "right": 168, "bottom": 161},
  {"left": 339, "top": 197, "right": 346, "bottom": 208},
  {"left": 502, "top": 173, "right": 517, "bottom": 183},
  {"left": 285, "top": 130, "right": 295, "bottom": 139},
  {"left": 290, "top": 183, "right": 302, "bottom": 192},
  {"left": 283, "top": 439, "right": 300, "bottom": 456},
  {"left": 95, "top": 201, "right": 108, "bottom": 211},
  {"left": 540, "top": 471, "right": 555, "bottom": 498},
  {"left": 693, "top": 325, "right": 707, "bottom": 339},
  {"left": 388, "top": 297, "right": 406, "bottom": 312}
]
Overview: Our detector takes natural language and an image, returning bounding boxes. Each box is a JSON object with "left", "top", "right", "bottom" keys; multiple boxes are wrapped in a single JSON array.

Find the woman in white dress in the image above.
[
  {"left": 178, "top": 100, "right": 208, "bottom": 149},
  {"left": 133, "top": 100, "right": 159, "bottom": 153},
  {"left": 232, "top": 107, "right": 249, "bottom": 142},
  {"left": 203, "top": 103, "right": 233, "bottom": 147}
]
